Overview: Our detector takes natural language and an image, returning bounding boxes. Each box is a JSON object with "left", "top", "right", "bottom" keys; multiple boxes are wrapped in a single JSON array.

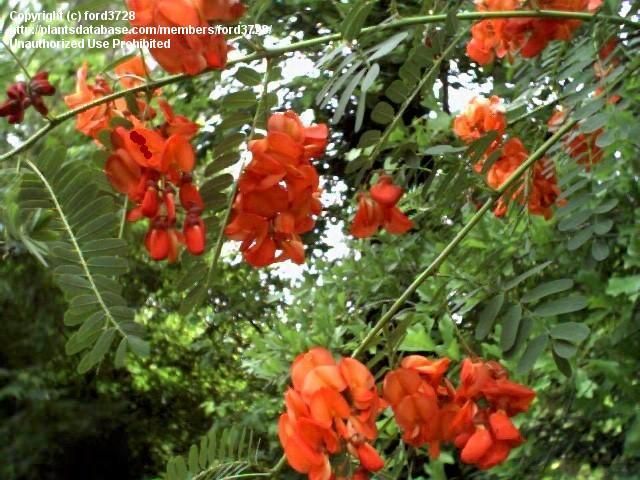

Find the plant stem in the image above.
[
  {"left": 1, "top": 9, "right": 635, "bottom": 163},
  {"left": 351, "top": 118, "right": 578, "bottom": 359},
  {"left": 204, "top": 59, "right": 271, "bottom": 286}
]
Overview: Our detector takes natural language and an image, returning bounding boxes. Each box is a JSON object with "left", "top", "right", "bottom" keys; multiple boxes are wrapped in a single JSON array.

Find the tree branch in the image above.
[{"left": 1, "top": 9, "right": 636, "bottom": 162}]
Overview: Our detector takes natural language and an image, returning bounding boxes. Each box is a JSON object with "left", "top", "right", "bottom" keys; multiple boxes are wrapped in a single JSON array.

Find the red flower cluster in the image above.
[
  {"left": 350, "top": 175, "right": 413, "bottom": 239},
  {"left": 65, "top": 56, "right": 204, "bottom": 261},
  {"left": 0, "top": 71, "right": 55, "bottom": 124},
  {"left": 454, "top": 96, "right": 563, "bottom": 219},
  {"left": 106, "top": 109, "right": 204, "bottom": 262},
  {"left": 126, "top": 0, "right": 245, "bottom": 75},
  {"left": 383, "top": 356, "right": 535, "bottom": 470},
  {"left": 224, "top": 111, "right": 328, "bottom": 267},
  {"left": 467, "top": 0, "right": 603, "bottom": 65},
  {"left": 278, "top": 348, "right": 385, "bottom": 480}
]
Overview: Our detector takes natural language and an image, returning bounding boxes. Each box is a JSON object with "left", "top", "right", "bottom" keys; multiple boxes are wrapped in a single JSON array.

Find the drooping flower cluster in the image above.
[
  {"left": 278, "top": 348, "right": 385, "bottom": 480},
  {"left": 65, "top": 57, "right": 205, "bottom": 262},
  {"left": 0, "top": 71, "right": 55, "bottom": 124},
  {"left": 125, "top": 0, "right": 246, "bottom": 75},
  {"left": 454, "top": 95, "right": 563, "bottom": 219},
  {"left": 224, "top": 111, "right": 328, "bottom": 267},
  {"left": 350, "top": 175, "right": 413, "bottom": 239},
  {"left": 383, "top": 356, "right": 535, "bottom": 470},
  {"left": 467, "top": 0, "right": 603, "bottom": 65},
  {"left": 106, "top": 107, "right": 204, "bottom": 262}
]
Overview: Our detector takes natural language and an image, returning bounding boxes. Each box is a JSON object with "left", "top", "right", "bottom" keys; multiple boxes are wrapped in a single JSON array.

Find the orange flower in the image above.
[
  {"left": 350, "top": 175, "right": 413, "bottom": 239},
  {"left": 64, "top": 62, "right": 117, "bottom": 138},
  {"left": 467, "top": 0, "right": 602, "bottom": 64},
  {"left": 384, "top": 356, "right": 534, "bottom": 470},
  {"left": 125, "top": 0, "right": 245, "bottom": 75},
  {"left": 225, "top": 111, "right": 328, "bottom": 267},
  {"left": 279, "top": 348, "right": 385, "bottom": 479},
  {"left": 453, "top": 95, "right": 507, "bottom": 149}
]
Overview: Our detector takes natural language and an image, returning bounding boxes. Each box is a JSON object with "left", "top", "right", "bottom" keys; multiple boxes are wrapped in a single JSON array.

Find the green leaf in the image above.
[
  {"left": 77, "top": 328, "right": 116, "bottom": 373},
  {"left": 567, "top": 226, "right": 593, "bottom": 251},
  {"left": 532, "top": 295, "right": 588, "bottom": 317},
  {"left": 475, "top": 293, "right": 505, "bottom": 340},
  {"left": 550, "top": 322, "right": 590, "bottom": 343},
  {"left": 558, "top": 210, "right": 591, "bottom": 232},
  {"left": 127, "top": 336, "right": 150, "bottom": 357},
  {"left": 593, "top": 219, "right": 614, "bottom": 235},
  {"left": 386, "top": 80, "right": 410, "bottom": 104},
  {"left": 235, "top": 66, "right": 262, "bottom": 86},
  {"left": 341, "top": 0, "right": 373, "bottom": 41},
  {"left": 371, "top": 101, "right": 395, "bottom": 125},
  {"left": 591, "top": 239, "right": 610, "bottom": 261},
  {"left": 222, "top": 91, "right": 256, "bottom": 110},
  {"left": 369, "top": 32, "right": 409, "bottom": 61},
  {"left": 361, "top": 63, "right": 380, "bottom": 93},
  {"left": 522, "top": 279, "right": 574, "bottom": 304},
  {"left": 188, "top": 444, "right": 199, "bottom": 474},
  {"left": 594, "top": 198, "right": 618, "bottom": 214},
  {"left": 503, "top": 261, "right": 552, "bottom": 290},
  {"left": 500, "top": 304, "right": 522, "bottom": 352},
  {"left": 552, "top": 339, "right": 578, "bottom": 359},
  {"left": 553, "top": 349, "right": 573, "bottom": 377},
  {"left": 517, "top": 333, "right": 548, "bottom": 375},
  {"left": 581, "top": 112, "right": 609, "bottom": 133},
  {"left": 114, "top": 337, "right": 128, "bottom": 368},
  {"left": 424, "top": 145, "right": 465, "bottom": 155},
  {"left": 358, "top": 130, "right": 381, "bottom": 148}
]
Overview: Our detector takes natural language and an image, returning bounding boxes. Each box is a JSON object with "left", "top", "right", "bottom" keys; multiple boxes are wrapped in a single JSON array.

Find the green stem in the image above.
[
  {"left": 351, "top": 118, "right": 578, "bottom": 358},
  {"left": 1, "top": 39, "right": 32, "bottom": 80},
  {"left": 205, "top": 59, "right": 272, "bottom": 286},
  {"left": 1, "top": 9, "right": 635, "bottom": 163}
]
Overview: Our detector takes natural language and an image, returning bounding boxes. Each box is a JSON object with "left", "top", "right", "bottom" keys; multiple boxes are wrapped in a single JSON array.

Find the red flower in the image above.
[
  {"left": 279, "top": 348, "right": 385, "bottom": 479},
  {"left": 467, "top": 0, "right": 602, "bottom": 64},
  {"left": 0, "top": 82, "right": 30, "bottom": 124},
  {"left": 384, "top": 356, "right": 535, "bottom": 470},
  {"left": 125, "top": 0, "right": 245, "bottom": 75},
  {"left": 225, "top": 111, "right": 328, "bottom": 267},
  {"left": 1, "top": 71, "right": 56, "bottom": 124},
  {"left": 350, "top": 175, "right": 413, "bottom": 239}
]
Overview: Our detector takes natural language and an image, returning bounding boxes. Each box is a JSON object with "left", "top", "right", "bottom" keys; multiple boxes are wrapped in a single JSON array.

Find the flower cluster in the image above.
[
  {"left": 106, "top": 108, "right": 204, "bottom": 262},
  {"left": 126, "top": 0, "right": 246, "bottom": 75},
  {"left": 467, "top": 0, "right": 603, "bottom": 65},
  {"left": 64, "top": 59, "right": 156, "bottom": 140},
  {"left": 350, "top": 175, "right": 413, "bottom": 239},
  {"left": 278, "top": 348, "right": 385, "bottom": 480},
  {"left": 65, "top": 56, "right": 204, "bottom": 262},
  {"left": 0, "top": 71, "right": 55, "bottom": 124},
  {"left": 383, "top": 356, "right": 535, "bottom": 470},
  {"left": 224, "top": 111, "right": 328, "bottom": 267},
  {"left": 454, "top": 95, "right": 563, "bottom": 219}
]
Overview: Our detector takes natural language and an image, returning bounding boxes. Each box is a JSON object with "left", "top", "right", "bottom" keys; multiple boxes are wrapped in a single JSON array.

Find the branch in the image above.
[
  {"left": 350, "top": 117, "right": 579, "bottom": 358},
  {"left": 1, "top": 9, "right": 636, "bottom": 162}
]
